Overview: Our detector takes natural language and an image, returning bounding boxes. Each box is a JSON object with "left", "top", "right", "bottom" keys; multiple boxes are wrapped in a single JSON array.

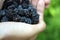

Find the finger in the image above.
[
  {"left": 37, "top": 0, "right": 45, "bottom": 22},
  {"left": 37, "top": 0, "right": 45, "bottom": 13},
  {"left": 32, "top": 0, "right": 46, "bottom": 33},
  {"left": 0, "top": 0, "right": 5, "bottom": 9},
  {"left": 44, "top": 0, "right": 50, "bottom": 8},
  {"left": 29, "top": 0, "right": 32, "bottom": 3},
  {"left": 31, "top": 0, "right": 38, "bottom": 8}
]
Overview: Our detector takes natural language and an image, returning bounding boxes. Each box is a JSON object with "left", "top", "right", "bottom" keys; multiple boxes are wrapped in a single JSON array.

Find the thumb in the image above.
[
  {"left": 32, "top": 0, "right": 46, "bottom": 33},
  {"left": 0, "top": 0, "right": 5, "bottom": 9}
]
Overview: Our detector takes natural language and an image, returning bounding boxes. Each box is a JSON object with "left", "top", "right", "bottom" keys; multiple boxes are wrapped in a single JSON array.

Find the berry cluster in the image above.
[{"left": 0, "top": 0, "right": 39, "bottom": 24}]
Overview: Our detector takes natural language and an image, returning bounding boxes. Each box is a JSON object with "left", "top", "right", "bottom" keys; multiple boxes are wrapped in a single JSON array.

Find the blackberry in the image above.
[
  {"left": 31, "top": 10, "right": 39, "bottom": 24},
  {"left": 22, "top": 3, "right": 28, "bottom": 9},
  {"left": 7, "top": 4, "right": 17, "bottom": 10},
  {"left": 0, "top": 10, "right": 6, "bottom": 22},
  {"left": 20, "top": 17, "right": 26, "bottom": 22},
  {"left": 23, "top": 9, "right": 30, "bottom": 17},
  {"left": 32, "top": 14, "right": 39, "bottom": 24},
  {"left": 14, "top": 8, "right": 18, "bottom": 13},
  {"left": 0, "top": 10, "right": 6, "bottom": 16},
  {"left": 2, "top": 0, "right": 13, "bottom": 9},
  {"left": 18, "top": 5, "right": 22, "bottom": 10},
  {"left": 1, "top": 16, "right": 8, "bottom": 22},
  {"left": 17, "top": 5, "right": 24, "bottom": 16},
  {"left": 20, "top": 17, "right": 32, "bottom": 24},
  {"left": 21, "top": 0, "right": 29, "bottom": 9},
  {"left": 5, "top": 10, "right": 13, "bottom": 20},
  {"left": 2, "top": 0, "right": 18, "bottom": 9},
  {"left": 13, "top": 0, "right": 20, "bottom": 5},
  {"left": 13, "top": 15, "right": 21, "bottom": 22},
  {"left": 22, "top": 0, "right": 29, "bottom": 4},
  {"left": 25, "top": 18, "right": 32, "bottom": 24},
  {"left": 28, "top": 4, "right": 33, "bottom": 10},
  {"left": 13, "top": 0, "right": 22, "bottom": 5}
]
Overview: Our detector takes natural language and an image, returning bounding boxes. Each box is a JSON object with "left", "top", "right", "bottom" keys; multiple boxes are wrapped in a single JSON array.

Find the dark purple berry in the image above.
[
  {"left": 25, "top": 18, "right": 32, "bottom": 24},
  {"left": 20, "top": 17, "right": 26, "bottom": 22},
  {"left": 13, "top": 15, "right": 21, "bottom": 22},
  {"left": 1, "top": 16, "right": 8, "bottom": 22},
  {"left": 23, "top": 9, "right": 30, "bottom": 17}
]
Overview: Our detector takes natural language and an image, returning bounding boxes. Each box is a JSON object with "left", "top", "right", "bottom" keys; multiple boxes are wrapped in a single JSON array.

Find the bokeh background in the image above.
[{"left": 36, "top": 0, "right": 60, "bottom": 40}]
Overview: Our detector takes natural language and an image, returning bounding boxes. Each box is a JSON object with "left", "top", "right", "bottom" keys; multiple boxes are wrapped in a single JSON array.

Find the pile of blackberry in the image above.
[{"left": 0, "top": 0, "right": 39, "bottom": 24}]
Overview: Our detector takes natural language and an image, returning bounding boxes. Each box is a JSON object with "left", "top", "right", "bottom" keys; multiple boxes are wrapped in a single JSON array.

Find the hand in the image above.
[{"left": 0, "top": 0, "right": 50, "bottom": 40}]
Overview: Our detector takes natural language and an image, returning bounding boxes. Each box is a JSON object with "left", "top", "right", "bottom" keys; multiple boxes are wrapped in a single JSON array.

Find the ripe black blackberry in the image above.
[
  {"left": 2, "top": 0, "right": 19, "bottom": 9},
  {"left": 21, "top": 0, "right": 29, "bottom": 9},
  {"left": 32, "top": 14, "right": 39, "bottom": 24},
  {"left": 13, "top": 15, "right": 21, "bottom": 22},
  {"left": 0, "top": 0, "right": 39, "bottom": 24},
  {"left": 17, "top": 5, "right": 24, "bottom": 16},
  {"left": 25, "top": 18, "right": 32, "bottom": 24},
  {"left": 20, "top": 17, "right": 26, "bottom": 22},
  {"left": 1, "top": 16, "right": 8, "bottom": 22},
  {"left": 20, "top": 17, "right": 32, "bottom": 24},
  {"left": 0, "top": 10, "right": 6, "bottom": 17},
  {"left": 2, "top": 0, "right": 13, "bottom": 9},
  {"left": 23, "top": 9, "right": 30, "bottom": 17},
  {"left": 0, "top": 10, "right": 6, "bottom": 22}
]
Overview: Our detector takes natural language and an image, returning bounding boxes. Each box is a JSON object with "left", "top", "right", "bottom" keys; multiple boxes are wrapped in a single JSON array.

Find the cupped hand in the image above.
[{"left": 0, "top": 0, "right": 50, "bottom": 40}]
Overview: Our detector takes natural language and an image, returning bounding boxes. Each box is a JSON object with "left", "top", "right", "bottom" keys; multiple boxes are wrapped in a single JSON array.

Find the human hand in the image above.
[{"left": 0, "top": 0, "right": 50, "bottom": 40}]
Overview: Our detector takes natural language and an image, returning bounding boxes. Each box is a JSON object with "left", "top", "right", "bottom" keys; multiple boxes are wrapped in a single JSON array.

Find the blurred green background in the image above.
[{"left": 36, "top": 0, "right": 60, "bottom": 40}]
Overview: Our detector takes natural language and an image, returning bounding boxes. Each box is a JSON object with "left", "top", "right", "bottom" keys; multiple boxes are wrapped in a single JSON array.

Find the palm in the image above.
[{"left": 0, "top": 0, "right": 50, "bottom": 40}]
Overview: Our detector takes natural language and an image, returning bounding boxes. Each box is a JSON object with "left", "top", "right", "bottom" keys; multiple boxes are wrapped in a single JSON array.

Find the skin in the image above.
[{"left": 0, "top": 0, "right": 50, "bottom": 40}]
